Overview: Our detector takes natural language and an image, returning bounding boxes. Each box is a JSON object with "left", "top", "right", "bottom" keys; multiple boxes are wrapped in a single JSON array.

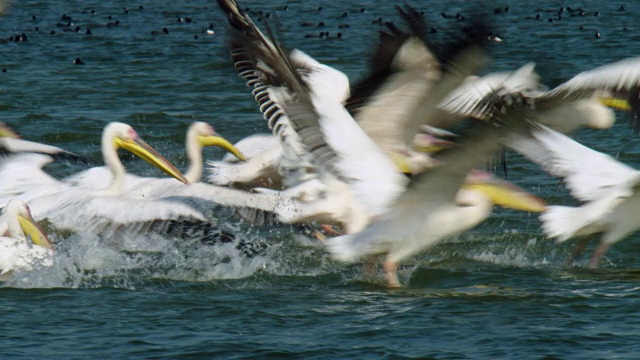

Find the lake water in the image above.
[{"left": 2, "top": 0, "right": 640, "bottom": 358}]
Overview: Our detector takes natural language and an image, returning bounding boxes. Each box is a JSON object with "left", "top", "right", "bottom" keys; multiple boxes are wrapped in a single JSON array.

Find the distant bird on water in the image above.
[{"left": 151, "top": 28, "right": 169, "bottom": 36}]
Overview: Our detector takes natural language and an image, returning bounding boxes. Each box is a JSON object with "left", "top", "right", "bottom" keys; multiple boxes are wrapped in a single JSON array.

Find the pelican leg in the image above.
[
  {"left": 312, "top": 230, "right": 327, "bottom": 241},
  {"left": 321, "top": 224, "right": 343, "bottom": 237},
  {"left": 383, "top": 260, "right": 401, "bottom": 288},
  {"left": 588, "top": 241, "right": 611, "bottom": 269},
  {"left": 567, "top": 236, "right": 591, "bottom": 266}
]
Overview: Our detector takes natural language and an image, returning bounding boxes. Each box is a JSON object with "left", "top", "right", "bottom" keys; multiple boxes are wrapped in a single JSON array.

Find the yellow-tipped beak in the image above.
[
  {"left": 390, "top": 152, "right": 415, "bottom": 175},
  {"left": 413, "top": 135, "right": 454, "bottom": 154},
  {"left": 198, "top": 135, "right": 247, "bottom": 161},
  {"left": 114, "top": 137, "right": 190, "bottom": 184},
  {"left": 0, "top": 123, "right": 20, "bottom": 139},
  {"left": 463, "top": 171, "right": 546, "bottom": 212},
  {"left": 599, "top": 98, "right": 631, "bottom": 111},
  {"left": 18, "top": 213, "right": 53, "bottom": 250}
]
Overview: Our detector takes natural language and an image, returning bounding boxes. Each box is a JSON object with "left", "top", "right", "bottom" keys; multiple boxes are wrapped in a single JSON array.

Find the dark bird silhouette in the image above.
[{"left": 151, "top": 28, "right": 169, "bottom": 35}]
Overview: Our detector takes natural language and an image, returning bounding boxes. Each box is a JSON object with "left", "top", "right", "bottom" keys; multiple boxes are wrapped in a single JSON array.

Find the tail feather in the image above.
[
  {"left": 540, "top": 205, "right": 587, "bottom": 243},
  {"left": 324, "top": 234, "right": 359, "bottom": 263},
  {"left": 206, "top": 161, "right": 235, "bottom": 186}
]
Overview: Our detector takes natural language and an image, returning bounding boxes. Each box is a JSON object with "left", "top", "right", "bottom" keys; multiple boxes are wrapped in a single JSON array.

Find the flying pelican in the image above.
[
  {"left": 0, "top": 122, "right": 210, "bottom": 235},
  {"left": 214, "top": 0, "right": 493, "bottom": 192},
  {"left": 509, "top": 124, "right": 640, "bottom": 268},
  {"left": 222, "top": 3, "right": 412, "bottom": 233},
  {"left": 0, "top": 200, "right": 53, "bottom": 278},
  {"left": 216, "top": 0, "right": 322, "bottom": 190},
  {"left": 325, "top": 101, "right": 540, "bottom": 287},
  {"left": 217, "top": 1, "right": 546, "bottom": 241},
  {"left": 345, "top": 5, "right": 490, "bottom": 173},
  {"left": 438, "top": 58, "right": 640, "bottom": 133},
  {"left": 63, "top": 121, "right": 245, "bottom": 190},
  {"left": 224, "top": 7, "right": 548, "bottom": 270}
]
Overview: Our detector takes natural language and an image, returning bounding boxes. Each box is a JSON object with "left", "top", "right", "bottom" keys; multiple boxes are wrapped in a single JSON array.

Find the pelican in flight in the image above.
[
  {"left": 220, "top": 0, "right": 411, "bottom": 232},
  {"left": 213, "top": 1, "right": 489, "bottom": 188},
  {"left": 438, "top": 57, "right": 640, "bottom": 133},
  {"left": 325, "top": 101, "right": 541, "bottom": 287},
  {"left": 64, "top": 121, "right": 245, "bottom": 190},
  {"left": 0, "top": 200, "right": 53, "bottom": 278},
  {"left": 345, "top": 5, "right": 490, "bottom": 173},
  {"left": 0, "top": 122, "right": 210, "bottom": 235},
  {"left": 510, "top": 124, "right": 640, "bottom": 268},
  {"left": 225, "top": 2, "right": 546, "bottom": 261},
  {"left": 217, "top": 0, "right": 546, "bottom": 243}
]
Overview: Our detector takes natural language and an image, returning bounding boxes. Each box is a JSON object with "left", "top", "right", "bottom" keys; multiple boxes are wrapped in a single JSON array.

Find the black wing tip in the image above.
[
  {"left": 436, "top": 17, "right": 495, "bottom": 71},
  {"left": 394, "top": 2, "right": 429, "bottom": 43},
  {"left": 51, "top": 151, "right": 100, "bottom": 166},
  {"left": 627, "top": 87, "right": 640, "bottom": 133}
]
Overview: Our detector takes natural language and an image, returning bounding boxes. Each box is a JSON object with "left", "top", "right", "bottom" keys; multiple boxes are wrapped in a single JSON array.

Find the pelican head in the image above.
[
  {"left": 184, "top": 122, "right": 246, "bottom": 182},
  {"left": 461, "top": 170, "right": 546, "bottom": 212},
  {"left": 1, "top": 200, "right": 52, "bottom": 249},
  {"left": 103, "top": 122, "right": 189, "bottom": 188},
  {"left": 189, "top": 122, "right": 246, "bottom": 161}
]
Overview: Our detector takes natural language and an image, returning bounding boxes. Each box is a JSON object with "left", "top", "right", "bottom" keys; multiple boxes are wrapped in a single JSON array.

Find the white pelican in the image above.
[
  {"left": 217, "top": 0, "right": 324, "bottom": 191},
  {"left": 438, "top": 58, "right": 640, "bottom": 133},
  {"left": 226, "top": 14, "right": 411, "bottom": 233},
  {"left": 346, "top": 6, "right": 490, "bottom": 172},
  {"left": 325, "top": 103, "right": 543, "bottom": 287},
  {"left": 0, "top": 122, "right": 211, "bottom": 235},
  {"left": 0, "top": 200, "right": 53, "bottom": 277},
  {"left": 509, "top": 124, "right": 640, "bottom": 268},
  {"left": 216, "top": 0, "right": 492, "bottom": 191},
  {"left": 63, "top": 121, "right": 245, "bottom": 190},
  {"left": 217, "top": 1, "right": 543, "bottom": 242},
  {"left": 223, "top": 6, "right": 548, "bottom": 268}
]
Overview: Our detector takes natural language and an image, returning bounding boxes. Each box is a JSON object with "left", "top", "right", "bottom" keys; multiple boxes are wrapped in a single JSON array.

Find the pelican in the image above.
[
  {"left": 438, "top": 58, "right": 640, "bottom": 133},
  {"left": 216, "top": 0, "right": 322, "bottom": 191},
  {"left": 217, "top": 1, "right": 542, "bottom": 240},
  {"left": 325, "top": 102, "right": 541, "bottom": 287},
  {"left": 0, "top": 200, "right": 53, "bottom": 277},
  {"left": 214, "top": 2, "right": 482, "bottom": 183},
  {"left": 346, "top": 5, "right": 490, "bottom": 173},
  {"left": 221, "top": 4, "right": 548, "bottom": 267},
  {"left": 64, "top": 121, "right": 246, "bottom": 190},
  {"left": 221, "top": 2, "right": 412, "bottom": 233},
  {"left": 509, "top": 124, "right": 640, "bottom": 268},
  {"left": 0, "top": 122, "right": 210, "bottom": 235},
  {"left": 215, "top": 0, "right": 492, "bottom": 191}
]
